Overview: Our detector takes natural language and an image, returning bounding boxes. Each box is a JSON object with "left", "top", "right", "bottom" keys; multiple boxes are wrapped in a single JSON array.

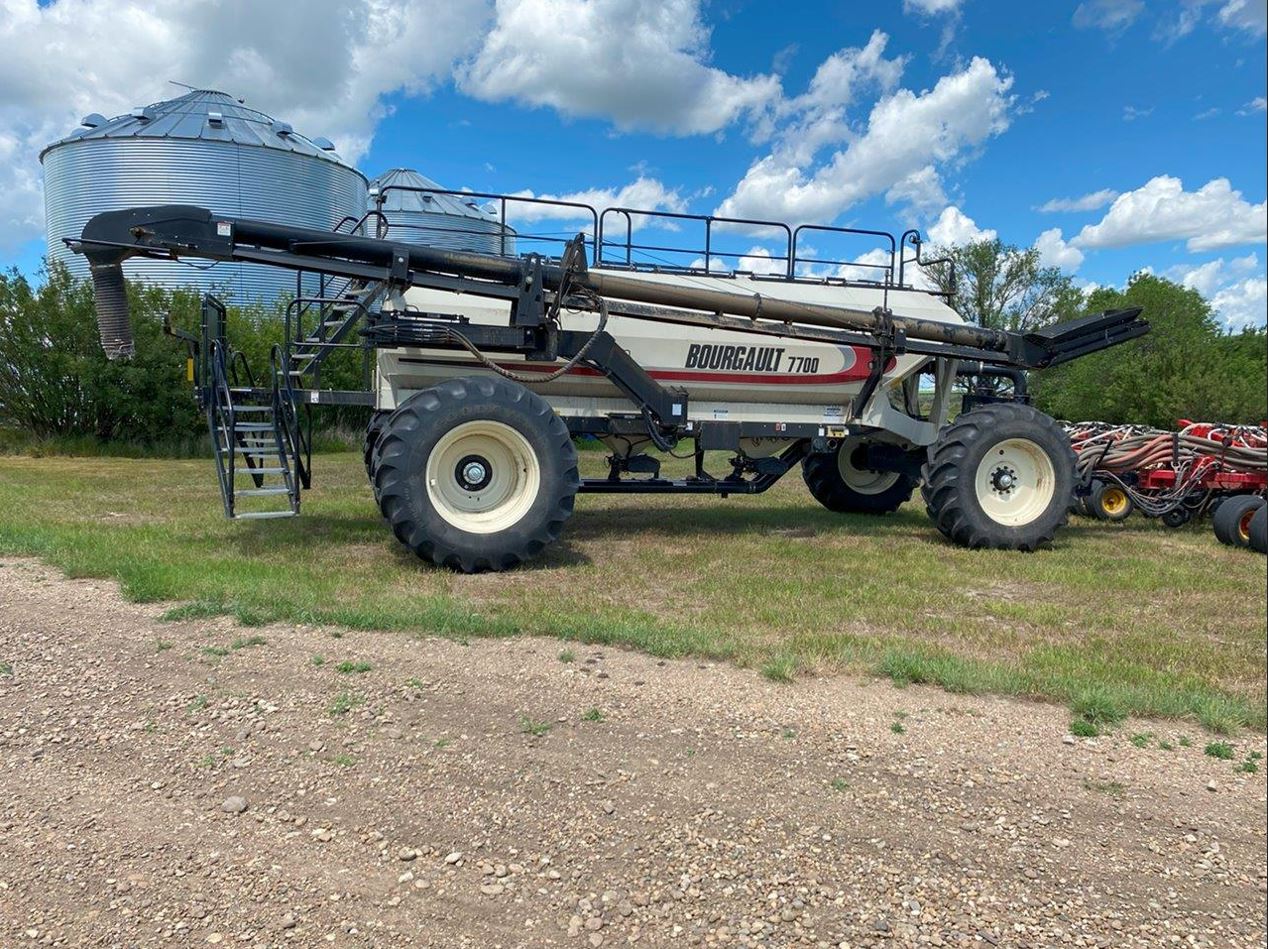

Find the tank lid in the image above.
[
  {"left": 368, "top": 167, "right": 498, "bottom": 219},
  {"left": 40, "top": 89, "right": 363, "bottom": 177}
]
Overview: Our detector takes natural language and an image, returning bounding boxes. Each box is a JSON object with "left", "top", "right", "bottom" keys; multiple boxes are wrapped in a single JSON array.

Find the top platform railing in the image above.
[{"left": 368, "top": 185, "right": 954, "bottom": 297}]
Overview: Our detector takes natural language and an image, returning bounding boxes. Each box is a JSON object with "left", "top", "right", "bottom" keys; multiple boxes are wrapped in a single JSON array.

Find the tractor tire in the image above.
[
  {"left": 1090, "top": 480, "right": 1134, "bottom": 522},
  {"left": 921, "top": 402, "right": 1075, "bottom": 551},
  {"left": 1161, "top": 507, "right": 1191, "bottom": 529},
  {"left": 1247, "top": 504, "right": 1267, "bottom": 554},
  {"left": 373, "top": 376, "right": 578, "bottom": 573},
  {"left": 363, "top": 411, "right": 390, "bottom": 486},
  {"left": 802, "top": 436, "right": 917, "bottom": 514},
  {"left": 1212, "top": 495, "right": 1264, "bottom": 548}
]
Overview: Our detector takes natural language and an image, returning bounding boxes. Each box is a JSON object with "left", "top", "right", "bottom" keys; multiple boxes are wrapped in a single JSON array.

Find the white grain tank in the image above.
[
  {"left": 41, "top": 89, "right": 368, "bottom": 303},
  {"left": 370, "top": 168, "right": 516, "bottom": 256}
]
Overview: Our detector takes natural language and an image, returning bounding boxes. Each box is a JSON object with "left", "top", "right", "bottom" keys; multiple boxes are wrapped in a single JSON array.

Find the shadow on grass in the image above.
[
  {"left": 227, "top": 511, "right": 595, "bottom": 570},
  {"left": 570, "top": 501, "right": 933, "bottom": 541}
]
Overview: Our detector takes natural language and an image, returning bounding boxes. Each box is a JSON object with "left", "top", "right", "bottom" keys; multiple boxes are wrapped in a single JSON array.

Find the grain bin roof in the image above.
[
  {"left": 370, "top": 168, "right": 497, "bottom": 219},
  {"left": 39, "top": 89, "right": 361, "bottom": 173}
]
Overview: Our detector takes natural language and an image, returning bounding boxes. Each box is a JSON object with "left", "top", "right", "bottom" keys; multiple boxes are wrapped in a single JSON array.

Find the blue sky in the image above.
[{"left": 3, "top": 0, "right": 1266, "bottom": 326}]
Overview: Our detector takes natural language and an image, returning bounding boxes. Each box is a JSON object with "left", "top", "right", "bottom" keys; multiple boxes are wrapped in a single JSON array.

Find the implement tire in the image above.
[
  {"left": 1248, "top": 505, "right": 1267, "bottom": 554},
  {"left": 1212, "top": 495, "right": 1263, "bottom": 548},
  {"left": 921, "top": 402, "right": 1075, "bottom": 551},
  {"left": 1090, "top": 480, "right": 1134, "bottom": 522},
  {"left": 373, "top": 376, "right": 578, "bottom": 573},
  {"left": 802, "top": 436, "right": 917, "bottom": 514}
]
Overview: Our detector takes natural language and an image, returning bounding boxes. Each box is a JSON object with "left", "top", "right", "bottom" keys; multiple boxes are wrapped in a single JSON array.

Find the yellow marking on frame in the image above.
[{"left": 187, "top": 357, "right": 195, "bottom": 383}]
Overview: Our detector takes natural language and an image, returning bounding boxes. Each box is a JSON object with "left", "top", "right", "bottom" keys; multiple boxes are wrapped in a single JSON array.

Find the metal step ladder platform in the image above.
[{"left": 198, "top": 298, "right": 304, "bottom": 521}]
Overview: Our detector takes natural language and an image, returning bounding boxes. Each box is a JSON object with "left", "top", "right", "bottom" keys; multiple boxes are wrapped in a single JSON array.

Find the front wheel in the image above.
[
  {"left": 921, "top": 403, "right": 1075, "bottom": 551},
  {"left": 802, "top": 436, "right": 917, "bottom": 514},
  {"left": 373, "top": 376, "right": 579, "bottom": 572}
]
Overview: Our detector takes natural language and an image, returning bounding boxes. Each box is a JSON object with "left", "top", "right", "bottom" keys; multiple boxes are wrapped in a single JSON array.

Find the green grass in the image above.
[
  {"left": 1069, "top": 719, "right": 1100, "bottom": 738},
  {"left": 335, "top": 660, "right": 372, "bottom": 674},
  {"left": 519, "top": 715, "right": 551, "bottom": 737},
  {"left": 328, "top": 691, "right": 362, "bottom": 717},
  {"left": 0, "top": 451, "right": 1265, "bottom": 732},
  {"left": 582, "top": 707, "right": 606, "bottom": 723},
  {"left": 1204, "top": 741, "right": 1235, "bottom": 760},
  {"left": 0, "top": 660, "right": 12, "bottom": 676}
]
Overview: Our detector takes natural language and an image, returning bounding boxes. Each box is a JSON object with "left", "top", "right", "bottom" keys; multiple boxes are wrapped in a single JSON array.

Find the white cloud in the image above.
[
  {"left": 1211, "top": 276, "right": 1267, "bottom": 329},
  {"left": 885, "top": 165, "right": 948, "bottom": 215},
  {"left": 1216, "top": 0, "right": 1268, "bottom": 36},
  {"left": 834, "top": 247, "right": 896, "bottom": 282},
  {"left": 717, "top": 55, "right": 1013, "bottom": 224},
  {"left": 736, "top": 246, "right": 789, "bottom": 275},
  {"left": 1122, "top": 104, "right": 1153, "bottom": 121},
  {"left": 506, "top": 176, "right": 684, "bottom": 230},
  {"left": 457, "top": 0, "right": 780, "bottom": 136},
  {"left": 1037, "top": 189, "right": 1120, "bottom": 213},
  {"left": 0, "top": 0, "right": 491, "bottom": 253},
  {"left": 1164, "top": 254, "right": 1265, "bottom": 328},
  {"left": 1072, "top": 0, "right": 1144, "bottom": 31},
  {"left": 903, "top": 0, "right": 963, "bottom": 13},
  {"left": 1034, "top": 228, "right": 1085, "bottom": 271},
  {"left": 1073, "top": 175, "right": 1268, "bottom": 252},
  {"left": 927, "top": 206, "right": 997, "bottom": 246},
  {"left": 1238, "top": 96, "right": 1267, "bottom": 115},
  {"left": 1158, "top": 0, "right": 1268, "bottom": 42}
]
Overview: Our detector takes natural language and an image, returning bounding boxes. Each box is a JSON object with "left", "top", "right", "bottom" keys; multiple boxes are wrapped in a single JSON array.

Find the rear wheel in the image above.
[
  {"left": 921, "top": 402, "right": 1074, "bottom": 551},
  {"left": 1212, "top": 495, "right": 1263, "bottom": 547},
  {"left": 802, "top": 436, "right": 917, "bottom": 514},
  {"left": 373, "top": 376, "right": 578, "bottom": 572},
  {"left": 1090, "top": 480, "right": 1134, "bottom": 521},
  {"left": 1161, "top": 507, "right": 1191, "bottom": 529}
]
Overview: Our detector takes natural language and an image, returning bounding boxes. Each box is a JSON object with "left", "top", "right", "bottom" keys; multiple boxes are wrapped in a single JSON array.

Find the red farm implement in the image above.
[{"left": 1067, "top": 420, "right": 1268, "bottom": 550}]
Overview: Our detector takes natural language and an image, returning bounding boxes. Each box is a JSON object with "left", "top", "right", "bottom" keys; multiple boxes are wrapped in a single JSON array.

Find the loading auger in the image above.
[{"left": 71, "top": 203, "right": 1148, "bottom": 571}]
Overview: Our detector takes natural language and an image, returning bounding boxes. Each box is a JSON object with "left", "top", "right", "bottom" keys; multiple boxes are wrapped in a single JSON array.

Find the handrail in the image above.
[
  {"left": 208, "top": 339, "right": 236, "bottom": 514},
  {"left": 792, "top": 224, "right": 896, "bottom": 282},
  {"left": 270, "top": 344, "right": 309, "bottom": 491},
  {"left": 373, "top": 185, "right": 597, "bottom": 263},
  {"left": 898, "top": 229, "right": 956, "bottom": 300}
]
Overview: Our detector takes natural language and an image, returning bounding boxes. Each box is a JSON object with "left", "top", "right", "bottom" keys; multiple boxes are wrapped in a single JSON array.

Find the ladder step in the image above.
[
  {"left": 235, "top": 467, "right": 286, "bottom": 475},
  {"left": 219, "top": 423, "right": 275, "bottom": 431},
  {"left": 234, "top": 510, "right": 298, "bottom": 521},
  {"left": 231, "top": 405, "right": 274, "bottom": 412},
  {"left": 235, "top": 487, "right": 292, "bottom": 497}
]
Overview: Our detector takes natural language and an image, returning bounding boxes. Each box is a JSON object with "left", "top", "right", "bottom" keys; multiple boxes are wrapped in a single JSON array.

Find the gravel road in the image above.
[{"left": 0, "top": 558, "right": 1264, "bottom": 948}]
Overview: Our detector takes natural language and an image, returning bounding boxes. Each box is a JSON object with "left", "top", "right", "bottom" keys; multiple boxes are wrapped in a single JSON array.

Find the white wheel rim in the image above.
[
  {"left": 425, "top": 420, "right": 541, "bottom": 534},
  {"left": 974, "top": 438, "right": 1057, "bottom": 527},
  {"left": 838, "top": 437, "right": 901, "bottom": 495}
]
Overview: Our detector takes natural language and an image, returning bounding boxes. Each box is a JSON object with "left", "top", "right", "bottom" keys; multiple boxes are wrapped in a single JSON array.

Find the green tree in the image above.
[
  {"left": 1032, "top": 273, "right": 1267, "bottom": 426},
  {"left": 922, "top": 238, "right": 1085, "bottom": 332},
  {"left": 0, "top": 263, "right": 370, "bottom": 448}
]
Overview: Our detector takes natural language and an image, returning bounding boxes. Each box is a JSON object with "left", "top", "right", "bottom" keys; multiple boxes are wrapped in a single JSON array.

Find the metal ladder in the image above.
[
  {"left": 285, "top": 211, "right": 390, "bottom": 389},
  {"left": 286, "top": 278, "right": 387, "bottom": 386},
  {"left": 208, "top": 341, "right": 301, "bottom": 520}
]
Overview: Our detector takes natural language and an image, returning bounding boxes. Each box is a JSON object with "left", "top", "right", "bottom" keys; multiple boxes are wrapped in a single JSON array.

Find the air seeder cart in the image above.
[{"left": 71, "top": 197, "right": 1147, "bottom": 571}]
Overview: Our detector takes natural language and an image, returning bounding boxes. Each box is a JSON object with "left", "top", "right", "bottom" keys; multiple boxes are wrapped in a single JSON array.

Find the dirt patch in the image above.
[{"left": 0, "top": 558, "right": 1264, "bottom": 947}]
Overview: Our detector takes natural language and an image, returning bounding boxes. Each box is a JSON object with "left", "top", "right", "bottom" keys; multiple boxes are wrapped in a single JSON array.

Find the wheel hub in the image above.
[
  {"left": 990, "top": 465, "right": 1017, "bottom": 494},
  {"left": 456, "top": 454, "right": 492, "bottom": 492}
]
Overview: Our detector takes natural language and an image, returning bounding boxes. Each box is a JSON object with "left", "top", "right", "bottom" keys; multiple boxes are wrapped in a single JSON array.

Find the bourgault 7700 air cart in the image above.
[{"left": 71, "top": 196, "right": 1147, "bottom": 572}]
